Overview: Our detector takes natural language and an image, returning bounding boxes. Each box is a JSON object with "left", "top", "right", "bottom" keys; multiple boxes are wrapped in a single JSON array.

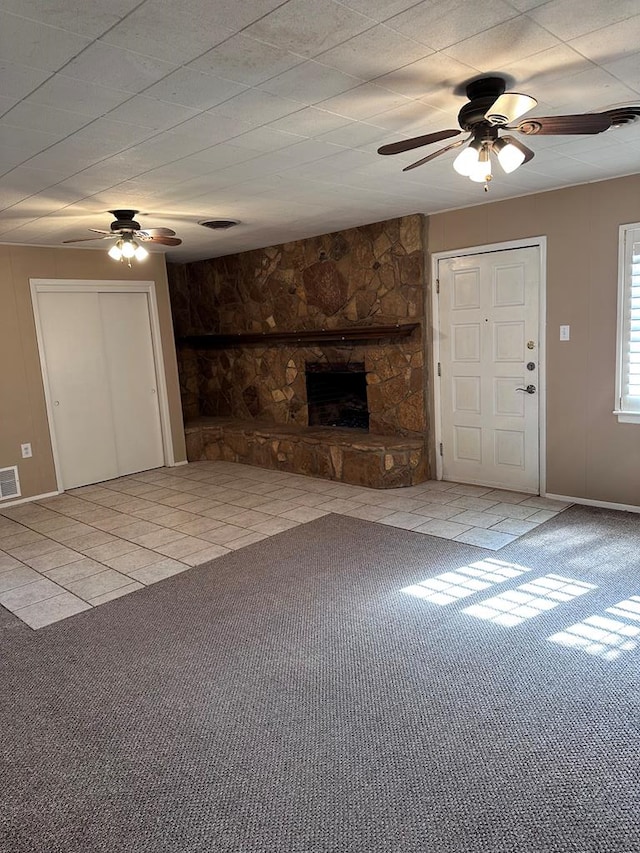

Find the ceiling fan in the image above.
[
  {"left": 378, "top": 76, "right": 640, "bottom": 186},
  {"left": 63, "top": 209, "right": 182, "bottom": 262}
]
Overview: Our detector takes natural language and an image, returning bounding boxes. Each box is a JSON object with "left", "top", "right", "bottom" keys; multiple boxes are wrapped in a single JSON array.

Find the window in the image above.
[{"left": 615, "top": 224, "right": 640, "bottom": 423}]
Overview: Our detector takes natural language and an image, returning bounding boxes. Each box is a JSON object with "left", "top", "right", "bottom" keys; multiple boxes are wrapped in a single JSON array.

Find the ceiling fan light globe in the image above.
[
  {"left": 121, "top": 239, "right": 136, "bottom": 259},
  {"left": 497, "top": 141, "right": 526, "bottom": 173},
  {"left": 134, "top": 244, "right": 149, "bottom": 261},
  {"left": 453, "top": 145, "right": 480, "bottom": 176},
  {"left": 108, "top": 242, "right": 123, "bottom": 261},
  {"left": 468, "top": 148, "right": 492, "bottom": 182}
]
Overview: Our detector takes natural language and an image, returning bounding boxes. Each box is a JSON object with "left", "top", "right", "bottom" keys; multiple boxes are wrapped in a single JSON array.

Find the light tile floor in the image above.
[{"left": 0, "top": 461, "right": 570, "bottom": 629}]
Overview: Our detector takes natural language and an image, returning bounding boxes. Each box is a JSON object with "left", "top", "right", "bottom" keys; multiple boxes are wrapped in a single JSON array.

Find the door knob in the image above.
[{"left": 516, "top": 385, "right": 536, "bottom": 394}]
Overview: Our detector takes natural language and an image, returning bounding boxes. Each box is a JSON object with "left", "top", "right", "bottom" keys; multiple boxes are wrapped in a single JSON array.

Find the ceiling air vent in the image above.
[
  {"left": 198, "top": 219, "right": 240, "bottom": 230},
  {"left": 0, "top": 465, "right": 20, "bottom": 501}
]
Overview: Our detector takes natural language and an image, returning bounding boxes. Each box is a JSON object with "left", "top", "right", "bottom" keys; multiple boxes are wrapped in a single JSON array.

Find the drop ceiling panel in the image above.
[{"left": 0, "top": 0, "right": 638, "bottom": 262}]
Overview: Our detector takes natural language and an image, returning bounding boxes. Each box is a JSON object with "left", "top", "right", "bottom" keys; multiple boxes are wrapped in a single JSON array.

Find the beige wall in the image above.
[
  {"left": 0, "top": 245, "right": 186, "bottom": 502},
  {"left": 428, "top": 173, "right": 640, "bottom": 507}
]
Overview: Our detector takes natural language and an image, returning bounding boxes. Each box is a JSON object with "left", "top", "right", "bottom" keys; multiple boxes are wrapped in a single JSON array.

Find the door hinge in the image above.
[
  {"left": 436, "top": 279, "right": 440, "bottom": 294},
  {"left": 437, "top": 362, "right": 441, "bottom": 377},
  {"left": 439, "top": 442, "right": 443, "bottom": 457}
]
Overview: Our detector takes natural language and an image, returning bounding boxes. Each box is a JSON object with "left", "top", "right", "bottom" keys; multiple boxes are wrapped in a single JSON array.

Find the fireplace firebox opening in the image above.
[{"left": 305, "top": 362, "right": 369, "bottom": 430}]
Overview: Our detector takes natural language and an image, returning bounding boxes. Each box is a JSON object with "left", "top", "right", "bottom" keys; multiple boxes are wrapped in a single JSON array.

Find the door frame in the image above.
[
  {"left": 430, "top": 237, "right": 547, "bottom": 495},
  {"left": 30, "top": 279, "right": 177, "bottom": 492}
]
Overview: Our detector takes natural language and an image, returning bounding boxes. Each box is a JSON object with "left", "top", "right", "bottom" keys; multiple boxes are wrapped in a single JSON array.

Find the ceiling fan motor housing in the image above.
[
  {"left": 109, "top": 209, "right": 141, "bottom": 232},
  {"left": 458, "top": 77, "right": 507, "bottom": 131}
]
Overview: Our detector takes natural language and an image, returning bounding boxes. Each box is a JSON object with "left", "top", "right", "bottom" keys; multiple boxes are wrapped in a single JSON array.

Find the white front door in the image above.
[
  {"left": 37, "top": 289, "right": 165, "bottom": 490},
  {"left": 436, "top": 246, "right": 541, "bottom": 493}
]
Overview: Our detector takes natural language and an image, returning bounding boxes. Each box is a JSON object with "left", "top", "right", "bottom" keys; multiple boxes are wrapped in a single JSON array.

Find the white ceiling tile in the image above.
[
  {"left": 527, "top": 0, "right": 640, "bottom": 42},
  {"left": 207, "top": 90, "right": 302, "bottom": 127},
  {"left": 569, "top": 14, "right": 640, "bottom": 63},
  {"left": 444, "top": 18, "right": 561, "bottom": 69},
  {"left": 144, "top": 68, "right": 247, "bottom": 109},
  {"left": 99, "top": 2, "right": 236, "bottom": 65},
  {"left": 176, "top": 0, "right": 291, "bottom": 32},
  {"left": 316, "top": 121, "right": 390, "bottom": 150},
  {"left": 0, "top": 166, "right": 60, "bottom": 207},
  {"left": 259, "top": 61, "right": 364, "bottom": 103},
  {"left": 0, "top": 94, "right": 18, "bottom": 114},
  {"left": 365, "top": 100, "right": 457, "bottom": 134},
  {"left": 374, "top": 54, "right": 480, "bottom": 100},
  {"left": 332, "top": 0, "right": 427, "bottom": 22},
  {"left": 533, "top": 67, "right": 638, "bottom": 111},
  {"left": 186, "top": 143, "right": 264, "bottom": 168},
  {"left": 498, "top": 43, "right": 593, "bottom": 90},
  {"left": 0, "top": 61, "right": 51, "bottom": 100},
  {"left": 0, "top": 124, "right": 62, "bottom": 161},
  {"left": 168, "top": 113, "right": 255, "bottom": 149},
  {"left": 317, "top": 83, "right": 411, "bottom": 120},
  {"left": 243, "top": 0, "right": 374, "bottom": 58},
  {"left": 13, "top": 139, "right": 105, "bottom": 174},
  {"left": 386, "top": 0, "right": 519, "bottom": 50},
  {"left": 105, "top": 97, "right": 200, "bottom": 131},
  {"left": 266, "top": 107, "right": 352, "bottom": 138},
  {"left": 61, "top": 42, "right": 177, "bottom": 93},
  {"left": 0, "top": 101, "right": 90, "bottom": 136},
  {"left": 25, "top": 75, "right": 132, "bottom": 117},
  {"left": 189, "top": 34, "right": 305, "bottom": 86},
  {"left": 0, "top": 11, "right": 91, "bottom": 71},
  {"left": 315, "top": 25, "right": 434, "bottom": 79},
  {"left": 0, "top": 0, "right": 141, "bottom": 38},
  {"left": 67, "top": 117, "right": 158, "bottom": 152},
  {"left": 221, "top": 126, "right": 304, "bottom": 153},
  {"left": 604, "top": 52, "right": 640, "bottom": 96}
]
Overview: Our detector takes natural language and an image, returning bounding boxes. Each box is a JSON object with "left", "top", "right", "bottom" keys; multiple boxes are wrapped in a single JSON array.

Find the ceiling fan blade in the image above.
[
  {"left": 485, "top": 92, "right": 537, "bottom": 126},
  {"left": 88, "top": 228, "right": 114, "bottom": 235},
  {"left": 62, "top": 235, "right": 114, "bottom": 243},
  {"left": 146, "top": 236, "right": 182, "bottom": 246},
  {"left": 377, "top": 129, "right": 461, "bottom": 156},
  {"left": 402, "top": 138, "right": 468, "bottom": 172},
  {"left": 513, "top": 113, "right": 612, "bottom": 135},
  {"left": 136, "top": 227, "right": 176, "bottom": 238}
]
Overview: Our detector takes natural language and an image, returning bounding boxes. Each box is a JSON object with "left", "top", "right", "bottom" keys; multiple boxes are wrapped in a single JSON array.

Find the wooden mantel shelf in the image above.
[{"left": 177, "top": 323, "right": 419, "bottom": 349}]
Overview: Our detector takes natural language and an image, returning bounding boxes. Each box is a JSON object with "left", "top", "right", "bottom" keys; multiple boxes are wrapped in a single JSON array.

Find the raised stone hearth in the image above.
[
  {"left": 169, "top": 214, "right": 430, "bottom": 489},
  {"left": 185, "top": 418, "right": 427, "bottom": 489}
]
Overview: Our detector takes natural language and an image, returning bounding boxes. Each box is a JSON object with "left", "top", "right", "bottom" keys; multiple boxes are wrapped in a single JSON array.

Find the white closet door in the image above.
[
  {"left": 99, "top": 291, "right": 164, "bottom": 476},
  {"left": 38, "top": 292, "right": 119, "bottom": 489}
]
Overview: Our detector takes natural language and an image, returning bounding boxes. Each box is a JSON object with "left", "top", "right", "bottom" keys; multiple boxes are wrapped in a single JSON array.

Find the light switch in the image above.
[{"left": 560, "top": 325, "right": 570, "bottom": 341}]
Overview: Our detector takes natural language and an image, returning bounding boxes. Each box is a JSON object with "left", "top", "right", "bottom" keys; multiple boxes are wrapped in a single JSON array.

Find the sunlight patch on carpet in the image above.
[
  {"left": 401, "top": 558, "right": 530, "bottom": 606},
  {"left": 462, "top": 574, "right": 597, "bottom": 627}
]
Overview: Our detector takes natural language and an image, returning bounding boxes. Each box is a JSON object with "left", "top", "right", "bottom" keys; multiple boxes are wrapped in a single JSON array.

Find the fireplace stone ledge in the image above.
[{"left": 185, "top": 417, "right": 428, "bottom": 489}]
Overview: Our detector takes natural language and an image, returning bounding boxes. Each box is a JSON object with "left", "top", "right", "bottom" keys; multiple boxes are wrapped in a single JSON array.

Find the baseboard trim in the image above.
[
  {"left": 171, "top": 460, "right": 189, "bottom": 467},
  {"left": 0, "top": 489, "right": 61, "bottom": 508},
  {"left": 545, "top": 493, "right": 640, "bottom": 514}
]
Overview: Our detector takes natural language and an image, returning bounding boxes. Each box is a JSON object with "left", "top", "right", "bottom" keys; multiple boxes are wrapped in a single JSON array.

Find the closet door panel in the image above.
[
  {"left": 38, "top": 292, "right": 119, "bottom": 489},
  {"left": 99, "top": 291, "right": 164, "bottom": 476}
]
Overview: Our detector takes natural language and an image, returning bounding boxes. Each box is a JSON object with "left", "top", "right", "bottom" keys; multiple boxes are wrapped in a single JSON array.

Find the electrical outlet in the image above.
[{"left": 21, "top": 443, "right": 32, "bottom": 459}]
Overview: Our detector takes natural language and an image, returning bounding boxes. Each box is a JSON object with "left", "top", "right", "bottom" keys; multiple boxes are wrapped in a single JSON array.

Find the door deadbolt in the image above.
[
  {"left": 516, "top": 385, "right": 536, "bottom": 394},
  {"left": 526, "top": 362, "right": 536, "bottom": 371}
]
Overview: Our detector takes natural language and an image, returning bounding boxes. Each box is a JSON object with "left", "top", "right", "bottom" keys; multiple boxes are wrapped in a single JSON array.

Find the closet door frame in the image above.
[{"left": 30, "top": 279, "right": 176, "bottom": 493}]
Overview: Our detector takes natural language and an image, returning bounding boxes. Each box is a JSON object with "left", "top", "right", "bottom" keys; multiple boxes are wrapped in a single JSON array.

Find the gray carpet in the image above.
[{"left": 2, "top": 505, "right": 639, "bottom": 852}]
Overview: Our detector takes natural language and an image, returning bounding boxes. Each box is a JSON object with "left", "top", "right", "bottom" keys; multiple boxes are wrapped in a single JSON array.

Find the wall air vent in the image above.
[
  {"left": 0, "top": 465, "right": 20, "bottom": 501},
  {"left": 198, "top": 219, "right": 240, "bottom": 230}
]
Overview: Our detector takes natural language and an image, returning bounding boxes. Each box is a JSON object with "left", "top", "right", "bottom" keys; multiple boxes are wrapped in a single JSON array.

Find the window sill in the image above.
[{"left": 613, "top": 410, "right": 640, "bottom": 424}]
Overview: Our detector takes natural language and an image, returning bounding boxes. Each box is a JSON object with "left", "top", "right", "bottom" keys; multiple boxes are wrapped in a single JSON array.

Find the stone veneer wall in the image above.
[{"left": 168, "top": 214, "right": 428, "bottom": 441}]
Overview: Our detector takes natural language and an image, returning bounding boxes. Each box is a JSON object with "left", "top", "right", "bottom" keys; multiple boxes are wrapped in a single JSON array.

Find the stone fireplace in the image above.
[{"left": 168, "top": 213, "right": 430, "bottom": 487}]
